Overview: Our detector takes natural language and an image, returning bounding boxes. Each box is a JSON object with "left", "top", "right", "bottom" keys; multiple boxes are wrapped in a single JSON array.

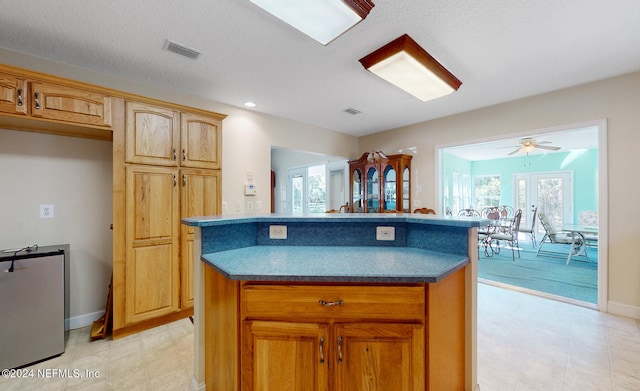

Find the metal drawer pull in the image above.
[
  {"left": 337, "top": 336, "right": 343, "bottom": 364},
  {"left": 173, "top": 148, "right": 177, "bottom": 160},
  {"left": 318, "top": 299, "right": 344, "bottom": 307},
  {"left": 319, "top": 337, "right": 325, "bottom": 364},
  {"left": 17, "top": 88, "right": 23, "bottom": 106},
  {"left": 34, "top": 91, "right": 40, "bottom": 109}
]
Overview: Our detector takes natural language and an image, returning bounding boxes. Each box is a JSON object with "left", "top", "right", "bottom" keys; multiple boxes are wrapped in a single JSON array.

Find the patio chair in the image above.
[
  {"left": 489, "top": 208, "right": 522, "bottom": 260},
  {"left": 519, "top": 207, "right": 538, "bottom": 247},
  {"left": 536, "top": 212, "right": 587, "bottom": 264}
]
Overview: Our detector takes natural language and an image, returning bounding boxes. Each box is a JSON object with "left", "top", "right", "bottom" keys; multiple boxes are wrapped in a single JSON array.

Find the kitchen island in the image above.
[{"left": 182, "top": 213, "right": 484, "bottom": 391}]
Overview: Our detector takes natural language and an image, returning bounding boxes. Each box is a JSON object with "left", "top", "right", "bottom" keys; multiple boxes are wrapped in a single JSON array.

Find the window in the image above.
[{"left": 474, "top": 175, "right": 501, "bottom": 209}]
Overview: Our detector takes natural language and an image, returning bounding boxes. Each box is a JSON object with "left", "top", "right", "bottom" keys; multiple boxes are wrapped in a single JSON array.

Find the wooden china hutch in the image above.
[{"left": 348, "top": 151, "right": 412, "bottom": 213}]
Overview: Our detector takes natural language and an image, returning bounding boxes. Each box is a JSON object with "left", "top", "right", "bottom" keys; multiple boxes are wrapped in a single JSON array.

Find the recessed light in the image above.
[{"left": 244, "top": 101, "right": 257, "bottom": 108}]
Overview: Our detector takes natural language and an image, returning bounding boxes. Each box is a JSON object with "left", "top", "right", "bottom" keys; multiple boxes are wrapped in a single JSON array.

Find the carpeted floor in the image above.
[{"left": 478, "top": 238, "right": 598, "bottom": 304}]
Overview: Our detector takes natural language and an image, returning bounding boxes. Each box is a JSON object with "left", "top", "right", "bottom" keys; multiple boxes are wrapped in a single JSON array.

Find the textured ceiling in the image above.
[{"left": 1, "top": 0, "right": 639, "bottom": 137}]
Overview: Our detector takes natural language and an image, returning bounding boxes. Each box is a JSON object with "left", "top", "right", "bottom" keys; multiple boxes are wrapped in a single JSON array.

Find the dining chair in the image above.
[
  {"left": 536, "top": 212, "right": 587, "bottom": 264},
  {"left": 458, "top": 207, "right": 480, "bottom": 217},
  {"left": 478, "top": 207, "right": 501, "bottom": 257},
  {"left": 519, "top": 207, "right": 538, "bottom": 247},
  {"left": 489, "top": 208, "right": 522, "bottom": 260},
  {"left": 413, "top": 207, "right": 436, "bottom": 214}
]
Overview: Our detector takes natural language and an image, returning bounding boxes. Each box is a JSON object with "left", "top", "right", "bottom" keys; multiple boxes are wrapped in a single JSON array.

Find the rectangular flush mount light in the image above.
[
  {"left": 250, "top": 0, "right": 375, "bottom": 45},
  {"left": 359, "top": 34, "right": 462, "bottom": 101}
]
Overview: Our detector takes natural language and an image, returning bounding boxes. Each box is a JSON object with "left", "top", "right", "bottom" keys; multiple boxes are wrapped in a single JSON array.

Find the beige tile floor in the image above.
[{"left": 2, "top": 284, "right": 639, "bottom": 390}]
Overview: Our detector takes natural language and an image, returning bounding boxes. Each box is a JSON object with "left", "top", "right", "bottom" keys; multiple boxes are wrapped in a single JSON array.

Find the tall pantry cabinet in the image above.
[{"left": 113, "top": 100, "right": 224, "bottom": 337}]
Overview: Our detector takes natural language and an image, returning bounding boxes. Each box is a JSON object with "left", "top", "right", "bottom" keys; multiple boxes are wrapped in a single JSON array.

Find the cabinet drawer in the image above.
[{"left": 241, "top": 284, "right": 425, "bottom": 322}]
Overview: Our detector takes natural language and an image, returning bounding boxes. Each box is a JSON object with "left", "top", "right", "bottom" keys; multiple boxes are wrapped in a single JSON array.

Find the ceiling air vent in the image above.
[
  {"left": 344, "top": 107, "right": 361, "bottom": 115},
  {"left": 163, "top": 39, "right": 201, "bottom": 59}
]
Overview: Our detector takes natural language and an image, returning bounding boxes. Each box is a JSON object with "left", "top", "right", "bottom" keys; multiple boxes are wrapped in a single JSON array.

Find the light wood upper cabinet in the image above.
[
  {"left": 180, "top": 169, "right": 220, "bottom": 308},
  {"left": 30, "top": 81, "right": 112, "bottom": 127},
  {"left": 181, "top": 112, "right": 222, "bottom": 169},
  {"left": 125, "top": 101, "right": 180, "bottom": 166},
  {"left": 0, "top": 65, "right": 116, "bottom": 140},
  {"left": 0, "top": 73, "right": 28, "bottom": 115},
  {"left": 125, "top": 165, "right": 179, "bottom": 324}
]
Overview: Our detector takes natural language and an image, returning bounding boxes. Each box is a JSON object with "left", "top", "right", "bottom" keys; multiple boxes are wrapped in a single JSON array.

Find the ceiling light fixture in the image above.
[
  {"left": 249, "top": 0, "right": 375, "bottom": 45},
  {"left": 244, "top": 101, "right": 257, "bottom": 108},
  {"left": 359, "top": 34, "right": 462, "bottom": 101}
]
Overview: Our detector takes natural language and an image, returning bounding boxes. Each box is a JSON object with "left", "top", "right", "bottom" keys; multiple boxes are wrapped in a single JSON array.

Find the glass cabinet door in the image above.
[
  {"left": 383, "top": 165, "right": 397, "bottom": 212},
  {"left": 351, "top": 169, "right": 363, "bottom": 213},
  {"left": 366, "top": 167, "right": 379, "bottom": 213},
  {"left": 403, "top": 167, "right": 410, "bottom": 212}
]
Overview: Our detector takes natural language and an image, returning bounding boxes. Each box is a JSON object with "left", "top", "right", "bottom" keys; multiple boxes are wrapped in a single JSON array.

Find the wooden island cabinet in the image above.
[{"left": 183, "top": 214, "right": 483, "bottom": 391}]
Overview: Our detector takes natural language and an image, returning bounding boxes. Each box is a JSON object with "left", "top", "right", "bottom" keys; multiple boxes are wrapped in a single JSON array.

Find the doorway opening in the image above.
[{"left": 438, "top": 120, "right": 608, "bottom": 310}]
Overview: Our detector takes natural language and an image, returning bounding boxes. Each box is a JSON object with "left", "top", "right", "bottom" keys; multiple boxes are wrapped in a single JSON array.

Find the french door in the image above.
[{"left": 514, "top": 171, "right": 573, "bottom": 234}]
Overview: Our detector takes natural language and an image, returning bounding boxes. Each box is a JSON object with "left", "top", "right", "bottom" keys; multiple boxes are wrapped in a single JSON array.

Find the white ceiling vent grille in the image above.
[
  {"left": 163, "top": 39, "right": 201, "bottom": 59},
  {"left": 344, "top": 107, "right": 361, "bottom": 115}
]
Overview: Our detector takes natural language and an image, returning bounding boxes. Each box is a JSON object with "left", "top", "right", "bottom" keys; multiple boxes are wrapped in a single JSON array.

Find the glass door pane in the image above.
[
  {"left": 383, "top": 166, "right": 396, "bottom": 212},
  {"left": 352, "top": 169, "right": 363, "bottom": 212},
  {"left": 290, "top": 172, "right": 304, "bottom": 214},
  {"left": 366, "top": 167, "right": 379, "bottom": 213},
  {"left": 403, "top": 167, "right": 410, "bottom": 212},
  {"left": 514, "top": 171, "right": 572, "bottom": 232}
]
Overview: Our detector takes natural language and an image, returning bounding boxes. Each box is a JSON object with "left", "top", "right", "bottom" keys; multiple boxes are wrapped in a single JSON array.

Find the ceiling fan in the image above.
[{"left": 505, "top": 137, "right": 561, "bottom": 156}]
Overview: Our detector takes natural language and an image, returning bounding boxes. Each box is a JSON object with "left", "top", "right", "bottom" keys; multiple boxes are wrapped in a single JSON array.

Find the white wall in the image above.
[
  {"left": 360, "top": 71, "right": 640, "bottom": 318},
  {"left": 0, "top": 129, "right": 113, "bottom": 328},
  {"left": 0, "top": 48, "right": 359, "bottom": 327}
]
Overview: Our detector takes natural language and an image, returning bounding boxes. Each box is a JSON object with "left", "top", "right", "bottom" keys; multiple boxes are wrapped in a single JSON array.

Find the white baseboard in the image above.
[
  {"left": 607, "top": 300, "right": 640, "bottom": 320},
  {"left": 65, "top": 310, "right": 105, "bottom": 331},
  {"left": 191, "top": 375, "right": 205, "bottom": 391}
]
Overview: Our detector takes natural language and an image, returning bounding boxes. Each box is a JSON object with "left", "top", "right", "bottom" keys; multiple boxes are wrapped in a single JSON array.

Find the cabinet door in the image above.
[
  {"left": 180, "top": 112, "right": 222, "bottom": 169},
  {"left": 333, "top": 323, "right": 424, "bottom": 391},
  {"left": 180, "top": 169, "right": 220, "bottom": 308},
  {"left": 243, "top": 321, "right": 329, "bottom": 391},
  {"left": 125, "top": 101, "right": 180, "bottom": 166},
  {"left": 125, "top": 165, "right": 179, "bottom": 324},
  {"left": 0, "top": 73, "right": 28, "bottom": 115},
  {"left": 30, "top": 81, "right": 111, "bottom": 126}
]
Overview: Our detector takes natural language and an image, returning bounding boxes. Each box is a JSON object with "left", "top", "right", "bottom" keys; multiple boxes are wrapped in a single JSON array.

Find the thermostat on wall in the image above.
[{"left": 245, "top": 183, "right": 257, "bottom": 195}]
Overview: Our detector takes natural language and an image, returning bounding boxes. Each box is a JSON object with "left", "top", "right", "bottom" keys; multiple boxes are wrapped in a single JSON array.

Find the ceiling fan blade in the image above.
[
  {"left": 497, "top": 145, "right": 521, "bottom": 149},
  {"left": 507, "top": 148, "right": 521, "bottom": 155},
  {"left": 536, "top": 145, "right": 561, "bottom": 151},
  {"left": 537, "top": 140, "right": 553, "bottom": 145}
]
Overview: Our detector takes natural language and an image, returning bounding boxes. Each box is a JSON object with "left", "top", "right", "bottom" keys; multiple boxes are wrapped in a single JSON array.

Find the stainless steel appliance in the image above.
[{"left": 0, "top": 245, "right": 65, "bottom": 369}]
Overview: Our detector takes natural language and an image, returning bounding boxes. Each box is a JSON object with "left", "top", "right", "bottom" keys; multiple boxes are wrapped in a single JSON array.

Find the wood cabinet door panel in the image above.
[
  {"left": 0, "top": 73, "right": 27, "bottom": 115},
  {"left": 333, "top": 323, "right": 424, "bottom": 391},
  {"left": 180, "top": 169, "right": 220, "bottom": 308},
  {"left": 243, "top": 321, "right": 329, "bottom": 391},
  {"left": 126, "top": 102, "right": 179, "bottom": 166},
  {"left": 125, "top": 165, "right": 179, "bottom": 324},
  {"left": 128, "top": 167, "right": 177, "bottom": 241},
  {"left": 181, "top": 113, "right": 221, "bottom": 169},
  {"left": 30, "top": 81, "right": 111, "bottom": 126},
  {"left": 125, "top": 243, "right": 179, "bottom": 323}
]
